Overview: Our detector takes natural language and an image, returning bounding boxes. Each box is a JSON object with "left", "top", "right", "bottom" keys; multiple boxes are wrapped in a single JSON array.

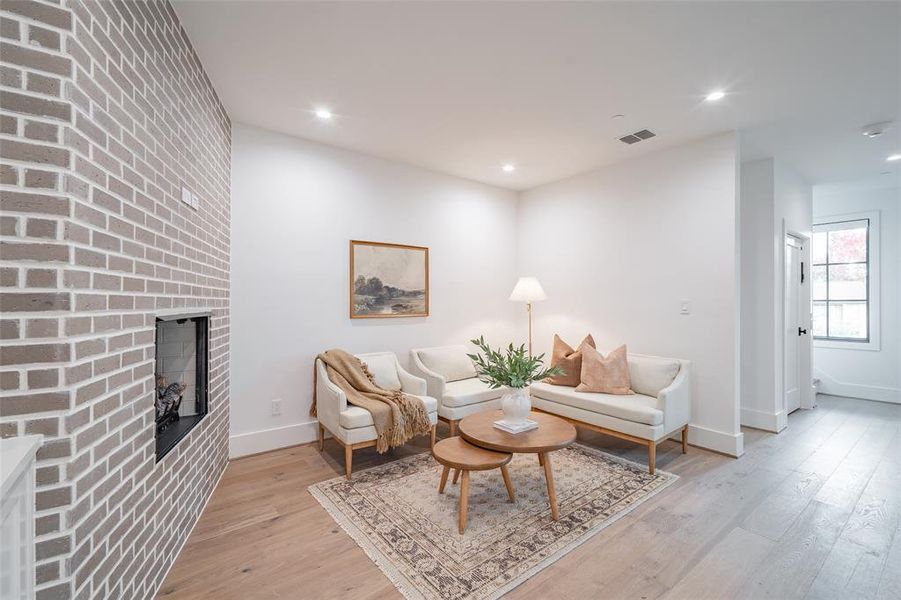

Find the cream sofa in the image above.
[
  {"left": 531, "top": 353, "right": 691, "bottom": 474},
  {"left": 409, "top": 345, "right": 504, "bottom": 435},
  {"left": 315, "top": 351, "right": 438, "bottom": 479}
]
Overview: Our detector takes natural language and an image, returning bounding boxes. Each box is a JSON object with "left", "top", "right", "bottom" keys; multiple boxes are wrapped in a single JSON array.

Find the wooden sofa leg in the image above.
[
  {"left": 449, "top": 420, "right": 458, "bottom": 437},
  {"left": 317, "top": 424, "right": 324, "bottom": 452},
  {"left": 430, "top": 425, "right": 437, "bottom": 449},
  {"left": 345, "top": 445, "right": 353, "bottom": 480},
  {"left": 681, "top": 425, "right": 688, "bottom": 454},
  {"left": 648, "top": 442, "right": 656, "bottom": 475}
]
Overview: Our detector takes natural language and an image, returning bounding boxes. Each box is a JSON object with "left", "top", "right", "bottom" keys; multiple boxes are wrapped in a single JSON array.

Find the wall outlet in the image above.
[
  {"left": 270, "top": 398, "right": 282, "bottom": 416},
  {"left": 680, "top": 300, "right": 691, "bottom": 315}
]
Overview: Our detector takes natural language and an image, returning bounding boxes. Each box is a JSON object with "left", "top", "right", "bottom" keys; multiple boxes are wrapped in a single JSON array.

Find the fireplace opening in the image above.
[{"left": 155, "top": 314, "right": 209, "bottom": 460}]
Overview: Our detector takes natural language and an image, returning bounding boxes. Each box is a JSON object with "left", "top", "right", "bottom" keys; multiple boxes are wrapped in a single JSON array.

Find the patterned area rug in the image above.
[{"left": 309, "top": 444, "right": 677, "bottom": 600}]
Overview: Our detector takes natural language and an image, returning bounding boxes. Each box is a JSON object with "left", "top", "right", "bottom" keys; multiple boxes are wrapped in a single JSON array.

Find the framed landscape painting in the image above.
[{"left": 350, "top": 240, "right": 429, "bottom": 319}]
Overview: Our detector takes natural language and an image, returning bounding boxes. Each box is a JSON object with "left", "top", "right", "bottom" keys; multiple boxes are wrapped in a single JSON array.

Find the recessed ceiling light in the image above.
[
  {"left": 502, "top": 164, "right": 516, "bottom": 173},
  {"left": 887, "top": 154, "right": 901, "bottom": 162},
  {"left": 705, "top": 90, "right": 726, "bottom": 102},
  {"left": 315, "top": 108, "right": 332, "bottom": 120}
]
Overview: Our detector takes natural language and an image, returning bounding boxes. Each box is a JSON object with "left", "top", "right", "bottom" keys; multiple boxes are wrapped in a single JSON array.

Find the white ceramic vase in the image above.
[{"left": 501, "top": 387, "right": 531, "bottom": 425}]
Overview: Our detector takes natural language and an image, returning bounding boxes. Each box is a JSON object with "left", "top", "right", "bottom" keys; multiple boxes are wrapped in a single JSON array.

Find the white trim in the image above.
[
  {"left": 812, "top": 210, "right": 881, "bottom": 351},
  {"left": 229, "top": 421, "right": 320, "bottom": 458},
  {"left": 740, "top": 407, "right": 788, "bottom": 433},
  {"left": 155, "top": 308, "right": 214, "bottom": 321},
  {"left": 814, "top": 368, "right": 900, "bottom": 404},
  {"left": 686, "top": 424, "right": 744, "bottom": 457}
]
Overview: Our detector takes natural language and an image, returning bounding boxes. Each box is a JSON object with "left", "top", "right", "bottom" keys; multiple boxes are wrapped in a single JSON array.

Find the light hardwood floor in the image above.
[{"left": 158, "top": 395, "right": 901, "bottom": 599}]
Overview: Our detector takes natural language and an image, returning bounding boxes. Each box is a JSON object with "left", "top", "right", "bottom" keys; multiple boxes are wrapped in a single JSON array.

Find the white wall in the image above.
[
  {"left": 739, "top": 160, "right": 778, "bottom": 429},
  {"left": 230, "top": 123, "right": 519, "bottom": 457},
  {"left": 517, "top": 133, "right": 744, "bottom": 456},
  {"left": 813, "top": 181, "right": 901, "bottom": 403},
  {"left": 739, "top": 158, "right": 813, "bottom": 432}
]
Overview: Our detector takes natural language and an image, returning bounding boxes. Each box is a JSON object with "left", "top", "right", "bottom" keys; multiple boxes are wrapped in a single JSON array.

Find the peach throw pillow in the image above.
[
  {"left": 575, "top": 344, "right": 634, "bottom": 395},
  {"left": 547, "top": 334, "right": 595, "bottom": 387}
]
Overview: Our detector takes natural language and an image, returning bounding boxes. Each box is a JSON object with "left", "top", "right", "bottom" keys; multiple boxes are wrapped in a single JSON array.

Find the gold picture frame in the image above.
[{"left": 349, "top": 240, "right": 429, "bottom": 319}]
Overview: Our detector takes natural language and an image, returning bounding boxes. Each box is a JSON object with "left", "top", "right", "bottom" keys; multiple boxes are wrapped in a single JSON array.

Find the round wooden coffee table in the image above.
[
  {"left": 458, "top": 410, "right": 577, "bottom": 520},
  {"left": 432, "top": 437, "right": 515, "bottom": 534}
]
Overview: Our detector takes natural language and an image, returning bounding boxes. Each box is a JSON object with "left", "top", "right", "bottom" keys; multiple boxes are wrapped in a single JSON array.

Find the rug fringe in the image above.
[{"left": 308, "top": 444, "right": 679, "bottom": 600}]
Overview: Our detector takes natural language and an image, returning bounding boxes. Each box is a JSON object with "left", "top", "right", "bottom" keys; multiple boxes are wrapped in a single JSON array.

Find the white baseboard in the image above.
[
  {"left": 232, "top": 420, "right": 746, "bottom": 458},
  {"left": 687, "top": 423, "right": 744, "bottom": 457},
  {"left": 814, "top": 369, "right": 900, "bottom": 405},
  {"left": 229, "top": 420, "right": 320, "bottom": 458},
  {"left": 740, "top": 407, "right": 787, "bottom": 433}
]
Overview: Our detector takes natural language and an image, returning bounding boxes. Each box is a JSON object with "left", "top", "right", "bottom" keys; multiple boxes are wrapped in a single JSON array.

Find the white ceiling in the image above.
[{"left": 174, "top": 1, "right": 900, "bottom": 191}]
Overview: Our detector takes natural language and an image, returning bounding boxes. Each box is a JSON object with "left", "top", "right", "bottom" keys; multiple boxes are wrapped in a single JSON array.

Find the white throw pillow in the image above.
[
  {"left": 360, "top": 354, "right": 402, "bottom": 391},
  {"left": 417, "top": 346, "right": 477, "bottom": 382},
  {"left": 628, "top": 355, "right": 681, "bottom": 397}
]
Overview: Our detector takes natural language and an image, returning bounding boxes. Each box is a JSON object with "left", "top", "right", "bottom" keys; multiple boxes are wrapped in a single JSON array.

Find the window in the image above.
[{"left": 811, "top": 218, "right": 869, "bottom": 342}]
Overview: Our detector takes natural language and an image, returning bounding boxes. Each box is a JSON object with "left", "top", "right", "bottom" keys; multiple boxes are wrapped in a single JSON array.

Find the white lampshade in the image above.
[{"left": 509, "top": 276, "right": 547, "bottom": 303}]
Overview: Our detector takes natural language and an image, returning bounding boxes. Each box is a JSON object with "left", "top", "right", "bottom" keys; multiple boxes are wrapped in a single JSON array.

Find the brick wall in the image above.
[{"left": 0, "top": 1, "right": 230, "bottom": 598}]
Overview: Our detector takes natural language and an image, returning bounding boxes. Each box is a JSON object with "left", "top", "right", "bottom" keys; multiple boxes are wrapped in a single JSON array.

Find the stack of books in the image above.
[{"left": 493, "top": 419, "right": 539, "bottom": 434}]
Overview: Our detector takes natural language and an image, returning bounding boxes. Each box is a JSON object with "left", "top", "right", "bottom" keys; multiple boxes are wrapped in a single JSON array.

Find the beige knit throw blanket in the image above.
[{"left": 311, "top": 349, "right": 431, "bottom": 453}]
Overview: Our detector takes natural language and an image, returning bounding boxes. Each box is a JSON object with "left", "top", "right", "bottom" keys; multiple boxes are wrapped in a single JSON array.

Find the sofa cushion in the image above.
[
  {"left": 547, "top": 333, "right": 595, "bottom": 386},
  {"left": 576, "top": 344, "right": 633, "bottom": 395},
  {"left": 358, "top": 354, "right": 402, "bottom": 391},
  {"left": 340, "top": 394, "right": 438, "bottom": 429},
  {"left": 442, "top": 378, "right": 504, "bottom": 407},
  {"left": 531, "top": 381, "right": 662, "bottom": 426},
  {"left": 416, "top": 346, "right": 477, "bottom": 382},
  {"left": 628, "top": 355, "right": 681, "bottom": 397}
]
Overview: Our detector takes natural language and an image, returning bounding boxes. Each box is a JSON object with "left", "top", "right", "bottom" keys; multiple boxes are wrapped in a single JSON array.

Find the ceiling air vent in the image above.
[{"left": 618, "top": 129, "right": 656, "bottom": 144}]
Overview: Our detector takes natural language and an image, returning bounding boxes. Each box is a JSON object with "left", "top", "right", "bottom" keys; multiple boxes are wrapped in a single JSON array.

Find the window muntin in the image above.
[{"left": 811, "top": 219, "right": 869, "bottom": 342}]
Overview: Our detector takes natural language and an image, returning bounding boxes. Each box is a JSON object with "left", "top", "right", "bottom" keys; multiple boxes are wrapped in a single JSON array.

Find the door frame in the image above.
[{"left": 781, "top": 224, "right": 814, "bottom": 420}]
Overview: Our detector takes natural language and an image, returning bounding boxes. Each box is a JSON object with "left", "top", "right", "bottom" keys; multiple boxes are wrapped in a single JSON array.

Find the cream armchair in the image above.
[
  {"left": 316, "top": 351, "right": 438, "bottom": 479},
  {"left": 409, "top": 345, "right": 505, "bottom": 436}
]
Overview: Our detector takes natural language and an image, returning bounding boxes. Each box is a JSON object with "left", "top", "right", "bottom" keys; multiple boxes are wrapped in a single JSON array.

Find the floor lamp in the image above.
[{"left": 509, "top": 277, "right": 547, "bottom": 356}]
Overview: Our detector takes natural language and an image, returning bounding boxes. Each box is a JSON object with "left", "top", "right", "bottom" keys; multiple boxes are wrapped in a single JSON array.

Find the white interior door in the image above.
[{"left": 784, "top": 236, "right": 804, "bottom": 414}]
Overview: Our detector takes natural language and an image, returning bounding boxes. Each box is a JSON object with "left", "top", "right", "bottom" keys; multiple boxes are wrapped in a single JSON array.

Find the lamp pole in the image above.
[
  {"left": 509, "top": 277, "right": 546, "bottom": 358},
  {"left": 527, "top": 301, "right": 533, "bottom": 356}
]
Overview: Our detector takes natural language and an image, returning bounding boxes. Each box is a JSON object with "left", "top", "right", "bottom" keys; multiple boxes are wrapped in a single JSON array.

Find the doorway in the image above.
[{"left": 784, "top": 234, "right": 809, "bottom": 414}]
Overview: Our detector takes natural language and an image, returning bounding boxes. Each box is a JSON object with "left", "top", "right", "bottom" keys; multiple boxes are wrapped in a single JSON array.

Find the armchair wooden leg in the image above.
[
  {"left": 430, "top": 425, "right": 437, "bottom": 449},
  {"left": 449, "top": 420, "right": 458, "bottom": 437},
  {"left": 345, "top": 445, "right": 353, "bottom": 480},
  {"left": 681, "top": 425, "right": 688, "bottom": 454},
  {"left": 648, "top": 442, "right": 656, "bottom": 475},
  {"left": 317, "top": 423, "right": 324, "bottom": 452}
]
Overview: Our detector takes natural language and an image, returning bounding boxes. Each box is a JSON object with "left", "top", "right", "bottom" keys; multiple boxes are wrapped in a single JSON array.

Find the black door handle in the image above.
[{"left": 798, "top": 327, "right": 808, "bottom": 336}]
